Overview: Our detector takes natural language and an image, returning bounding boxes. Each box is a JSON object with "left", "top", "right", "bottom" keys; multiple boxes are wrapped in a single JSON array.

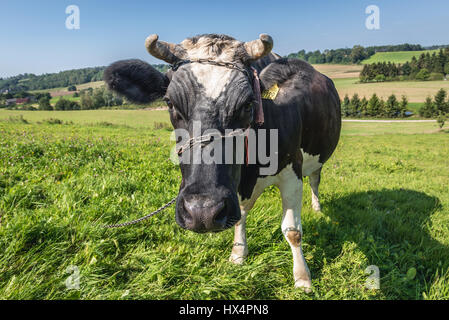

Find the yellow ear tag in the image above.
[{"left": 261, "top": 83, "right": 279, "bottom": 100}]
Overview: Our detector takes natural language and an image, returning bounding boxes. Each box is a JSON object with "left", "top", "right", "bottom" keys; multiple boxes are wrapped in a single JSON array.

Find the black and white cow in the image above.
[{"left": 104, "top": 33, "right": 341, "bottom": 291}]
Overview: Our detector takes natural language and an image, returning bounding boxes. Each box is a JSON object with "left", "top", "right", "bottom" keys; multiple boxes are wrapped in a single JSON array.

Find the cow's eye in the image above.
[
  {"left": 243, "top": 103, "right": 253, "bottom": 113},
  {"left": 164, "top": 97, "right": 174, "bottom": 109}
]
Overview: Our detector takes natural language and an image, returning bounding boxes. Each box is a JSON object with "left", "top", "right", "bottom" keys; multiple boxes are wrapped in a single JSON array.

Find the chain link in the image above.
[{"left": 102, "top": 197, "right": 177, "bottom": 229}]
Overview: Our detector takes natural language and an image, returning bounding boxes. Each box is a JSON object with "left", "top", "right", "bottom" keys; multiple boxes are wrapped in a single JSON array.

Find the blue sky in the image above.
[{"left": 1, "top": 0, "right": 448, "bottom": 78}]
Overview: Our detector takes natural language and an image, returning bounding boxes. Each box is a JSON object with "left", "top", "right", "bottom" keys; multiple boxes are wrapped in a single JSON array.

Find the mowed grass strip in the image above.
[
  {"left": 361, "top": 50, "right": 440, "bottom": 64},
  {"left": 0, "top": 110, "right": 171, "bottom": 128},
  {"left": 312, "top": 64, "right": 363, "bottom": 79},
  {"left": 0, "top": 112, "right": 448, "bottom": 299},
  {"left": 0, "top": 109, "right": 442, "bottom": 134}
]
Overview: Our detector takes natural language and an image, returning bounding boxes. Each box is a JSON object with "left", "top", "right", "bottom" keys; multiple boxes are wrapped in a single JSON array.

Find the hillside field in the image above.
[
  {"left": 30, "top": 81, "right": 105, "bottom": 97},
  {"left": 333, "top": 77, "right": 449, "bottom": 103},
  {"left": 361, "top": 50, "right": 440, "bottom": 65},
  {"left": 0, "top": 110, "right": 448, "bottom": 300}
]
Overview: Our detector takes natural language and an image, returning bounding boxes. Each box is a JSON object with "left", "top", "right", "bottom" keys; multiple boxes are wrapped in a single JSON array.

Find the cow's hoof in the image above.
[
  {"left": 229, "top": 254, "right": 246, "bottom": 265},
  {"left": 295, "top": 279, "right": 312, "bottom": 293}
]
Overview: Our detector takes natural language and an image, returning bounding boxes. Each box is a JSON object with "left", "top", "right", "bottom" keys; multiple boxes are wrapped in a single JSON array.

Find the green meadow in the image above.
[
  {"left": 0, "top": 110, "right": 448, "bottom": 299},
  {"left": 361, "top": 50, "right": 440, "bottom": 65}
]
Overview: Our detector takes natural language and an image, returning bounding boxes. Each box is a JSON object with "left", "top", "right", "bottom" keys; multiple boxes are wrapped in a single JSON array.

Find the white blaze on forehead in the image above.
[
  {"left": 189, "top": 63, "right": 232, "bottom": 100},
  {"left": 180, "top": 36, "right": 243, "bottom": 100},
  {"left": 301, "top": 149, "right": 322, "bottom": 176}
]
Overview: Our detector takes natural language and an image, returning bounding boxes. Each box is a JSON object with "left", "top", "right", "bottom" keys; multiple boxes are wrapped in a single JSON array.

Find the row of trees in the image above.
[
  {"left": 419, "top": 89, "right": 449, "bottom": 118},
  {"left": 0, "top": 64, "right": 169, "bottom": 93},
  {"left": 341, "top": 93, "right": 409, "bottom": 118},
  {"left": 0, "top": 67, "right": 105, "bottom": 93},
  {"left": 287, "top": 43, "right": 427, "bottom": 65},
  {"left": 360, "top": 48, "right": 449, "bottom": 82}
]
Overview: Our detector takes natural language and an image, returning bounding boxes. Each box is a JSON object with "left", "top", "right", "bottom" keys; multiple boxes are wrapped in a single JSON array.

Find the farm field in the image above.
[
  {"left": 361, "top": 50, "right": 440, "bottom": 65},
  {"left": 30, "top": 81, "right": 104, "bottom": 97},
  {"left": 333, "top": 77, "right": 449, "bottom": 103},
  {"left": 312, "top": 64, "right": 363, "bottom": 79},
  {"left": 0, "top": 110, "right": 448, "bottom": 300}
]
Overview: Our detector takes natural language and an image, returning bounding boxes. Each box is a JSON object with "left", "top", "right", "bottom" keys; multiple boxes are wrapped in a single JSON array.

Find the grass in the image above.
[
  {"left": 0, "top": 110, "right": 448, "bottom": 300},
  {"left": 361, "top": 50, "right": 440, "bottom": 65},
  {"left": 0, "top": 110, "right": 170, "bottom": 128},
  {"left": 50, "top": 96, "right": 81, "bottom": 104}
]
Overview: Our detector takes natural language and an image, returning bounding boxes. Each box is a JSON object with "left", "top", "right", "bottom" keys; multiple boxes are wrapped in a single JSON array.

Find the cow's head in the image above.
[{"left": 104, "top": 34, "right": 273, "bottom": 233}]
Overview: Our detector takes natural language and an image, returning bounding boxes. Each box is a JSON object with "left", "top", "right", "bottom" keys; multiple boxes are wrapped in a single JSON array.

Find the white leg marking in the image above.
[
  {"left": 231, "top": 176, "right": 275, "bottom": 264},
  {"left": 279, "top": 164, "right": 312, "bottom": 292},
  {"left": 229, "top": 207, "right": 249, "bottom": 265},
  {"left": 309, "top": 168, "right": 321, "bottom": 211}
]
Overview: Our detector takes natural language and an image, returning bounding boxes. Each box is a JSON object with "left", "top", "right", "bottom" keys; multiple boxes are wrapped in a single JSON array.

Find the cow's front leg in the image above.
[
  {"left": 230, "top": 187, "right": 265, "bottom": 264},
  {"left": 229, "top": 208, "right": 248, "bottom": 264},
  {"left": 279, "top": 168, "right": 312, "bottom": 292}
]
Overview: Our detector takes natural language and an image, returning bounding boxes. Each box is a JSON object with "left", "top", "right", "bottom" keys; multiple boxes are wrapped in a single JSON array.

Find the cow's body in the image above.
[
  {"left": 105, "top": 34, "right": 341, "bottom": 291},
  {"left": 231, "top": 55, "right": 341, "bottom": 290}
]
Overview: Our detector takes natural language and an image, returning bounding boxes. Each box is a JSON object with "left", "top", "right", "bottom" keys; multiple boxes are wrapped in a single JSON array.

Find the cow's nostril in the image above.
[
  {"left": 182, "top": 197, "right": 228, "bottom": 231},
  {"left": 212, "top": 202, "right": 227, "bottom": 227},
  {"left": 182, "top": 199, "right": 196, "bottom": 228}
]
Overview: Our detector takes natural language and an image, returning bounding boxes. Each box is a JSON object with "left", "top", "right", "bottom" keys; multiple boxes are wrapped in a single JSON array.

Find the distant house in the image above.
[
  {"left": 15, "top": 97, "right": 31, "bottom": 104},
  {"left": 5, "top": 97, "right": 32, "bottom": 106},
  {"left": 6, "top": 98, "right": 16, "bottom": 105}
]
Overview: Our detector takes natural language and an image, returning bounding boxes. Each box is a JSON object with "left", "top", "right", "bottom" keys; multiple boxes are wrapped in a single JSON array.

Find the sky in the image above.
[{"left": 1, "top": 0, "right": 448, "bottom": 78}]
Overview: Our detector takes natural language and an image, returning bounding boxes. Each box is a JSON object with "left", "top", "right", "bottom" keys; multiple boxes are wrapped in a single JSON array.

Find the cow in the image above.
[{"left": 104, "top": 33, "right": 341, "bottom": 291}]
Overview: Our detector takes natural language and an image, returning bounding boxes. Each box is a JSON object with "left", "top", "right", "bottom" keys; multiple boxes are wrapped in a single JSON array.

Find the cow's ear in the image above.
[{"left": 104, "top": 59, "right": 169, "bottom": 104}]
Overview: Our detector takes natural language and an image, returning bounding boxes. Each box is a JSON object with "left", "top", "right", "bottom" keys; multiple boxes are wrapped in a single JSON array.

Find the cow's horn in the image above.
[
  {"left": 145, "top": 34, "right": 183, "bottom": 64},
  {"left": 244, "top": 34, "right": 273, "bottom": 60}
]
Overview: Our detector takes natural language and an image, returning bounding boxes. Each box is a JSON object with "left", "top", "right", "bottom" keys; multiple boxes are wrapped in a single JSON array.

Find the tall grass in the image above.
[{"left": 0, "top": 117, "right": 448, "bottom": 299}]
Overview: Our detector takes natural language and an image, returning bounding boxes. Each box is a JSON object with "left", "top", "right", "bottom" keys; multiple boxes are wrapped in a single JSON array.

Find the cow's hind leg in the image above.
[
  {"left": 279, "top": 166, "right": 312, "bottom": 292},
  {"left": 309, "top": 167, "right": 322, "bottom": 212}
]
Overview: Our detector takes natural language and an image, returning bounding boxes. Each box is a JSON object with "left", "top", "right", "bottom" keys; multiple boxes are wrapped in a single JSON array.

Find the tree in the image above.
[
  {"left": 341, "top": 94, "right": 351, "bottom": 117},
  {"left": 80, "top": 93, "right": 94, "bottom": 110},
  {"left": 415, "top": 68, "right": 430, "bottom": 81},
  {"left": 38, "top": 97, "right": 52, "bottom": 110},
  {"left": 54, "top": 97, "right": 79, "bottom": 111},
  {"left": 68, "top": 85, "right": 77, "bottom": 91},
  {"left": 434, "top": 88, "right": 448, "bottom": 114},
  {"left": 437, "top": 112, "right": 446, "bottom": 129},
  {"left": 444, "top": 63, "right": 449, "bottom": 77},
  {"left": 350, "top": 93, "right": 361, "bottom": 117},
  {"left": 360, "top": 97, "right": 369, "bottom": 116},
  {"left": 399, "top": 95, "right": 408, "bottom": 117},
  {"left": 55, "top": 97, "right": 68, "bottom": 110},
  {"left": 419, "top": 97, "right": 436, "bottom": 118},
  {"left": 375, "top": 74, "right": 386, "bottom": 82},
  {"left": 350, "top": 45, "right": 366, "bottom": 64},
  {"left": 385, "top": 94, "right": 399, "bottom": 117},
  {"left": 92, "top": 88, "right": 105, "bottom": 109},
  {"left": 367, "top": 94, "right": 381, "bottom": 117}
]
